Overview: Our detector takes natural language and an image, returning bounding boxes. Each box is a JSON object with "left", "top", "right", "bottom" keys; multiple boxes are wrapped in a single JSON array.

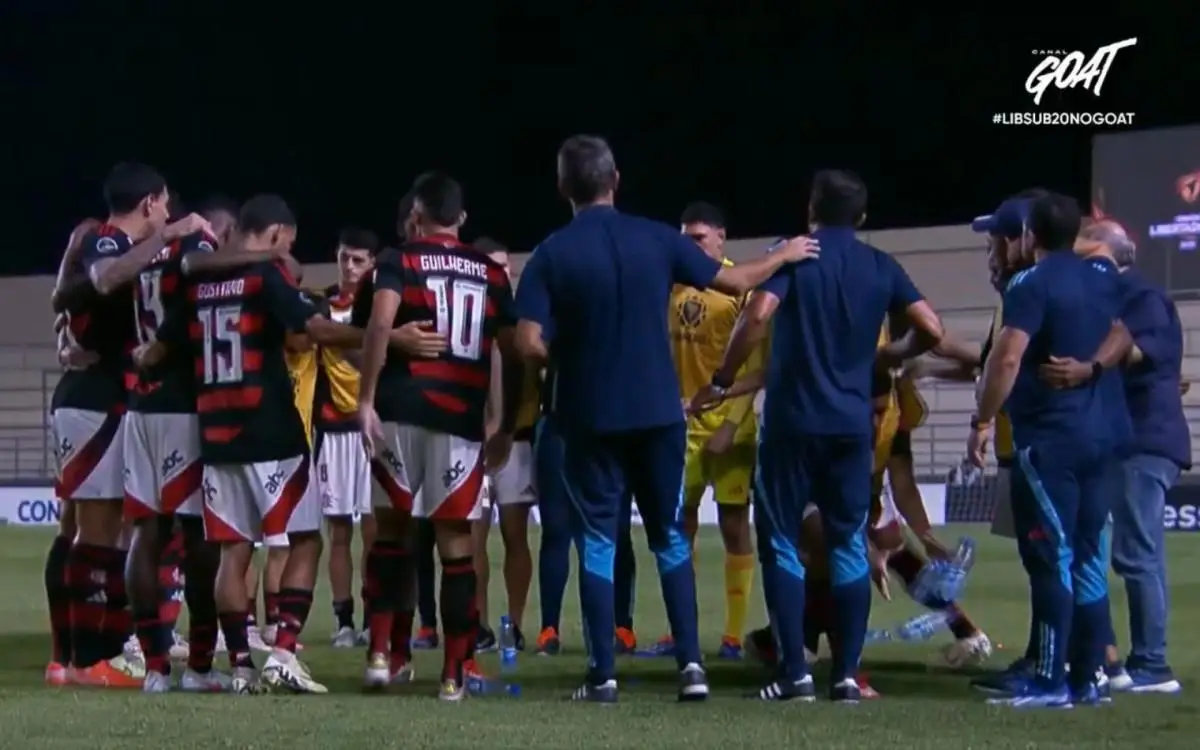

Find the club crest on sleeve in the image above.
[
  {"left": 197, "top": 240, "right": 215, "bottom": 253},
  {"left": 95, "top": 236, "right": 120, "bottom": 254}
]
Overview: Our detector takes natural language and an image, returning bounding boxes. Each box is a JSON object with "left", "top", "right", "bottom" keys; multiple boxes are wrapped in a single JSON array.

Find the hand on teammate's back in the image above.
[
  {"left": 768, "top": 235, "right": 821, "bottom": 264},
  {"left": 131, "top": 342, "right": 166, "bottom": 370},
  {"left": 869, "top": 544, "right": 892, "bottom": 601},
  {"left": 393, "top": 320, "right": 449, "bottom": 359},
  {"left": 163, "top": 213, "right": 215, "bottom": 241},
  {"left": 1037, "top": 356, "right": 1092, "bottom": 389}
]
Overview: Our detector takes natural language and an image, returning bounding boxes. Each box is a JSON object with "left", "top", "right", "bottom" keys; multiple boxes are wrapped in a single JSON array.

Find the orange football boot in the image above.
[{"left": 73, "top": 660, "right": 143, "bottom": 689}]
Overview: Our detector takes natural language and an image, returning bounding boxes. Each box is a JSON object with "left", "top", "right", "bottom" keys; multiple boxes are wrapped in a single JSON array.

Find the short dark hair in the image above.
[
  {"left": 194, "top": 193, "right": 239, "bottom": 221},
  {"left": 238, "top": 194, "right": 296, "bottom": 234},
  {"left": 810, "top": 170, "right": 867, "bottom": 227},
  {"left": 473, "top": 236, "right": 507, "bottom": 254},
  {"left": 680, "top": 201, "right": 725, "bottom": 229},
  {"left": 1028, "top": 193, "right": 1082, "bottom": 251},
  {"left": 338, "top": 227, "right": 380, "bottom": 254},
  {"left": 410, "top": 172, "right": 464, "bottom": 228},
  {"left": 557, "top": 134, "right": 618, "bottom": 204},
  {"left": 103, "top": 162, "right": 167, "bottom": 215}
]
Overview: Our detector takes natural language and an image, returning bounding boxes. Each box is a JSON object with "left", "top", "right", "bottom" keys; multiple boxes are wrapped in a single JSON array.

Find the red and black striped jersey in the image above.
[
  {"left": 50, "top": 224, "right": 137, "bottom": 413},
  {"left": 127, "top": 231, "right": 217, "bottom": 414},
  {"left": 314, "top": 285, "right": 360, "bottom": 433},
  {"left": 178, "top": 260, "right": 319, "bottom": 463},
  {"left": 356, "top": 236, "right": 515, "bottom": 441}
]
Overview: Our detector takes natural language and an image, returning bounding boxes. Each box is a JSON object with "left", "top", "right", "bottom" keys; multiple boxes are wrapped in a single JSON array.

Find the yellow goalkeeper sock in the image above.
[{"left": 723, "top": 553, "right": 755, "bottom": 642}]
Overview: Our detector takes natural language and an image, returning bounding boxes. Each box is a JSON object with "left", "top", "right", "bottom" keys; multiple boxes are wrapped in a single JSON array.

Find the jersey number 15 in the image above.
[
  {"left": 199, "top": 305, "right": 244, "bottom": 384},
  {"left": 425, "top": 276, "right": 487, "bottom": 360}
]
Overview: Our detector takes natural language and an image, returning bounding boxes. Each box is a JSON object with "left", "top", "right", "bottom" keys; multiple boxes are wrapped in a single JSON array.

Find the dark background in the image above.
[
  {"left": 3, "top": 3, "right": 1199, "bottom": 275},
  {"left": 1093, "top": 125, "right": 1200, "bottom": 295}
]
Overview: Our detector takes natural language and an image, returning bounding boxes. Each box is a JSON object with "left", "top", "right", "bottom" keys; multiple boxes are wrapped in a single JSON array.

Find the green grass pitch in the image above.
[{"left": 0, "top": 524, "right": 1196, "bottom": 749}]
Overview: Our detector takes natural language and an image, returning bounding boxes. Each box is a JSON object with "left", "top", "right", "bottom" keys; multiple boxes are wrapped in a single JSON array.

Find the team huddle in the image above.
[{"left": 41, "top": 137, "right": 1151, "bottom": 707}]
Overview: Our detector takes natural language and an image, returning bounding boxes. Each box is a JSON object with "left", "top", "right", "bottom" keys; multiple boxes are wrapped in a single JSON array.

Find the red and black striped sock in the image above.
[
  {"left": 65, "top": 542, "right": 111, "bottom": 668},
  {"left": 439, "top": 556, "right": 477, "bottom": 681},
  {"left": 364, "top": 542, "right": 402, "bottom": 656},
  {"left": 274, "top": 588, "right": 313, "bottom": 653},
  {"left": 157, "top": 531, "right": 184, "bottom": 631},
  {"left": 44, "top": 535, "right": 72, "bottom": 665},
  {"left": 264, "top": 591, "right": 281, "bottom": 628},
  {"left": 104, "top": 549, "right": 132, "bottom": 661},
  {"left": 218, "top": 611, "right": 254, "bottom": 670}
]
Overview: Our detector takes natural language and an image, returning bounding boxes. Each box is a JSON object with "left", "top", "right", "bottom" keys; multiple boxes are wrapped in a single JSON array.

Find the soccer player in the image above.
[
  {"left": 697, "top": 169, "right": 943, "bottom": 702},
  {"left": 655, "top": 200, "right": 763, "bottom": 660},
  {"left": 149, "top": 194, "right": 364, "bottom": 693},
  {"left": 967, "top": 192, "right": 1128, "bottom": 708},
  {"left": 514, "top": 135, "right": 817, "bottom": 703},
  {"left": 48, "top": 163, "right": 208, "bottom": 688},
  {"left": 473, "top": 237, "right": 537, "bottom": 650},
  {"left": 124, "top": 194, "right": 240, "bottom": 693},
  {"left": 358, "top": 172, "right": 518, "bottom": 701},
  {"left": 317, "top": 227, "right": 379, "bottom": 648}
]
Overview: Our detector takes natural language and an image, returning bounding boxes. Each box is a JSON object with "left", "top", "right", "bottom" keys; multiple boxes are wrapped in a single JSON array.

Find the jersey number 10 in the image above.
[{"left": 425, "top": 276, "right": 487, "bottom": 360}]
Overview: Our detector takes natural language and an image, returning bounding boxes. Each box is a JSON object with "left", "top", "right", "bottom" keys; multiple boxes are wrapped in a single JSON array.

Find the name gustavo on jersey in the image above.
[
  {"left": 196, "top": 279, "right": 246, "bottom": 300},
  {"left": 419, "top": 254, "right": 488, "bottom": 279}
]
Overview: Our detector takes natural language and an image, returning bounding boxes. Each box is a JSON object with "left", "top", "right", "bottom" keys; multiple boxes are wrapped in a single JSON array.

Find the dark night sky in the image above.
[{"left": 2, "top": 2, "right": 1199, "bottom": 274}]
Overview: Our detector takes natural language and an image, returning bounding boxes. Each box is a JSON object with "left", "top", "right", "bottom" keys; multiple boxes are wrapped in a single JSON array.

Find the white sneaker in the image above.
[
  {"left": 230, "top": 666, "right": 264, "bottom": 695},
  {"left": 123, "top": 634, "right": 145, "bottom": 664},
  {"left": 364, "top": 652, "right": 390, "bottom": 689},
  {"left": 942, "top": 632, "right": 993, "bottom": 668},
  {"left": 262, "top": 649, "right": 328, "bottom": 694},
  {"left": 111, "top": 652, "right": 146, "bottom": 680},
  {"left": 391, "top": 662, "right": 416, "bottom": 685},
  {"left": 169, "top": 632, "right": 190, "bottom": 661},
  {"left": 357, "top": 628, "right": 371, "bottom": 647},
  {"left": 180, "top": 668, "right": 232, "bottom": 693},
  {"left": 142, "top": 670, "right": 172, "bottom": 693},
  {"left": 246, "top": 626, "right": 269, "bottom": 652},
  {"left": 331, "top": 626, "right": 358, "bottom": 648}
]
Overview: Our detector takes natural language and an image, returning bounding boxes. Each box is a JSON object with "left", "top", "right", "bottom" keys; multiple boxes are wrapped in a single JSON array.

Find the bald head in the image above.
[{"left": 1076, "top": 218, "right": 1135, "bottom": 268}]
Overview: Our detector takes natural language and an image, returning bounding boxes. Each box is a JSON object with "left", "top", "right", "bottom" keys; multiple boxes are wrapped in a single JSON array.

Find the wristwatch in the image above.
[
  {"left": 969, "top": 414, "right": 991, "bottom": 430},
  {"left": 710, "top": 370, "right": 735, "bottom": 393}
]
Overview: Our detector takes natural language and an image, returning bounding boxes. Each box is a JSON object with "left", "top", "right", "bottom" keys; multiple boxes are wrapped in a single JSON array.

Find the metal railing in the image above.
[{"left": 0, "top": 368, "right": 57, "bottom": 480}]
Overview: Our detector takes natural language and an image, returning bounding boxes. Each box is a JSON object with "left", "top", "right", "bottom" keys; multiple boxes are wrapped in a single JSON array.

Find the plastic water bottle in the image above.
[
  {"left": 865, "top": 628, "right": 894, "bottom": 643},
  {"left": 499, "top": 615, "right": 518, "bottom": 673},
  {"left": 949, "top": 537, "right": 976, "bottom": 573},
  {"left": 894, "top": 611, "right": 950, "bottom": 642},
  {"left": 467, "top": 677, "right": 522, "bottom": 697},
  {"left": 936, "top": 537, "right": 976, "bottom": 602}
]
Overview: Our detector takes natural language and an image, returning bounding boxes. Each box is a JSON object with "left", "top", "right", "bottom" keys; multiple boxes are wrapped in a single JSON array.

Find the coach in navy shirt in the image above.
[
  {"left": 700, "top": 169, "right": 943, "bottom": 702},
  {"left": 514, "top": 134, "right": 818, "bottom": 703},
  {"left": 970, "top": 194, "right": 1123, "bottom": 707}
]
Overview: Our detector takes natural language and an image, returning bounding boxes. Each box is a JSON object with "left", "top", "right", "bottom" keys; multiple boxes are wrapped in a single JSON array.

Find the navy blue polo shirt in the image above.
[
  {"left": 1120, "top": 270, "right": 1192, "bottom": 468},
  {"left": 515, "top": 206, "right": 721, "bottom": 434},
  {"left": 757, "top": 227, "right": 922, "bottom": 437},
  {"left": 1003, "top": 251, "right": 1120, "bottom": 447}
]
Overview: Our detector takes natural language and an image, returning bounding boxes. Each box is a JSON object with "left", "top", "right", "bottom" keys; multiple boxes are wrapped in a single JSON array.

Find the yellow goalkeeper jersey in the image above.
[
  {"left": 981, "top": 300, "right": 1014, "bottom": 463},
  {"left": 669, "top": 258, "right": 766, "bottom": 445}
]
